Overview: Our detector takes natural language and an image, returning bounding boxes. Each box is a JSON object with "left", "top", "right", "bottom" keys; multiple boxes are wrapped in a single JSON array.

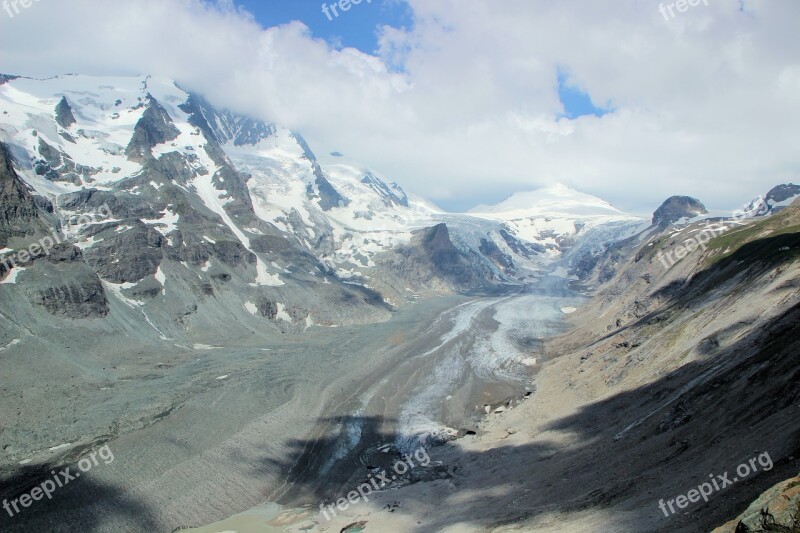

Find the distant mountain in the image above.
[
  {"left": 471, "top": 183, "right": 625, "bottom": 218},
  {"left": 0, "top": 73, "right": 648, "bottom": 344},
  {"left": 764, "top": 183, "right": 800, "bottom": 213},
  {"left": 652, "top": 195, "right": 708, "bottom": 228},
  {"left": 469, "top": 183, "right": 645, "bottom": 263}
]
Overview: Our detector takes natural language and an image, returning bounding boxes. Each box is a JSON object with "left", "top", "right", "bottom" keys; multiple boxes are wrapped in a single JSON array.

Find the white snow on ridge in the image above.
[
  {"left": 188, "top": 165, "right": 284, "bottom": 287},
  {"left": 0, "top": 75, "right": 149, "bottom": 190},
  {"left": 0, "top": 74, "right": 647, "bottom": 289},
  {"left": 467, "top": 183, "right": 643, "bottom": 249}
]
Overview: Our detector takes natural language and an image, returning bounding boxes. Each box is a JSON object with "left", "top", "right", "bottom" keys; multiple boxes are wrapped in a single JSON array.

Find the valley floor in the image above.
[
  {"left": 0, "top": 274, "right": 582, "bottom": 532},
  {"left": 3, "top": 261, "right": 799, "bottom": 533}
]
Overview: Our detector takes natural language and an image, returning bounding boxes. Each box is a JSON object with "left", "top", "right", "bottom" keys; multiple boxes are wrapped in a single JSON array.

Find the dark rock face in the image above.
[
  {"left": 54, "top": 96, "right": 77, "bottom": 129},
  {"left": 652, "top": 196, "right": 707, "bottom": 228},
  {"left": 362, "top": 173, "right": 409, "bottom": 207},
  {"left": 288, "top": 130, "right": 349, "bottom": 212},
  {"left": 255, "top": 298, "right": 279, "bottom": 319},
  {"left": 380, "top": 223, "right": 494, "bottom": 291},
  {"left": 24, "top": 244, "right": 108, "bottom": 319},
  {"left": 83, "top": 221, "right": 164, "bottom": 283},
  {"left": 311, "top": 171, "right": 349, "bottom": 211},
  {"left": 0, "top": 74, "right": 19, "bottom": 86},
  {"left": 208, "top": 159, "right": 258, "bottom": 221},
  {"left": 500, "top": 228, "right": 545, "bottom": 258},
  {"left": 290, "top": 131, "right": 318, "bottom": 161},
  {"left": 208, "top": 240, "right": 256, "bottom": 268},
  {"left": 178, "top": 93, "right": 276, "bottom": 147},
  {"left": 31, "top": 197, "right": 54, "bottom": 217},
  {"left": 173, "top": 95, "right": 258, "bottom": 220},
  {"left": 0, "top": 142, "right": 43, "bottom": 245},
  {"left": 766, "top": 183, "right": 800, "bottom": 205},
  {"left": 60, "top": 188, "right": 157, "bottom": 220},
  {"left": 126, "top": 94, "right": 181, "bottom": 162},
  {"left": 227, "top": 117, "right": 276, "bottom": 146},
  {"left": 479, "top": 238, "right": 514, "bottom": 272}
]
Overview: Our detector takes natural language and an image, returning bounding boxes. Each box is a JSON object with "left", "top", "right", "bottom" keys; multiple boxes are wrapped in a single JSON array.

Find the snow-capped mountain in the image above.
[
  {"left": 469, "top": 183, "right": 644, "bottom": 256},
  {"left": 762, "top": 183, "right": 800, "bottom": 214},
  {"left": 0, "top": 73, "right": 647, "bottom": 343}
]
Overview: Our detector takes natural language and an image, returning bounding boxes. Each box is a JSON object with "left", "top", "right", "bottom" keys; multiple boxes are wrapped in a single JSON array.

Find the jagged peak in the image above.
[
  {"left": 125, "top": 93, "right": 181, "bottom": 162},
  {"left": 54, "top": 96, "right": 77, "bottom": 129}
]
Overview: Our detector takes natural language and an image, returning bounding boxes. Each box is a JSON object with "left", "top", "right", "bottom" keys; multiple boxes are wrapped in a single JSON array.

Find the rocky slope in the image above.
[
  {"left": 285, "top": 196, "right": 800, "bottom": 533},
  {"left": 712, "top": 474, "right": 800, "bottom": 532}
]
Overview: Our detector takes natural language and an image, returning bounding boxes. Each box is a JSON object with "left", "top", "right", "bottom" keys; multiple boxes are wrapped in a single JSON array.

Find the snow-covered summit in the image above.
[{"left": 470, "top": 183, "right": 626, "bottom": 219}]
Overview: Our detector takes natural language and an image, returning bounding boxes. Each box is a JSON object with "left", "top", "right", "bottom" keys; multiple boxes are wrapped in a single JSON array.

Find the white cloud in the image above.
[{"left": 0, "top": 0, "right": 798, "bottom": 212}]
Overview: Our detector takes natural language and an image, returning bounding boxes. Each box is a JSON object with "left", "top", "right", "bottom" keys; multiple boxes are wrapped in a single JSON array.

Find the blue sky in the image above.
[
  {"left": 228, "top": 1, "right": 613, "bottom": 212},
  {"left": 557, "top": 70, "right": 611, "bottom": 120},
  {"left": 234, "top": 0, "right": 413, "bottom": 54},
  {"left": 5, "top": 0, "right": 784, "bottom": 212},
  {"left": 235, "top": 1, "right": 606, "bottom": 123}
]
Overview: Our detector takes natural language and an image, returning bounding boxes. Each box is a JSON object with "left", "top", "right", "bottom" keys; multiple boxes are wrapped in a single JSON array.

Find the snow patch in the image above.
[
  {"left": 193, "top": 344, "right": 221, "bottom": 350},
  {"left": 0, "top": 338, "right": 21, "bottom": 352},
  {"left": 243, "top": 301, "right": 258, "bottom": 316},
  {"left": 275, "top": 303, "right": 292, "bottom": 323},
  {"left": 0, "top": 267, "right": 26, "bottom": 284}
]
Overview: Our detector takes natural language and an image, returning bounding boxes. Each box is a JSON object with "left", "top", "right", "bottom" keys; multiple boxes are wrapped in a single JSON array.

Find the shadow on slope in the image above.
[
  {"left": 0, "top": 463, "right": 160, "bottom": 532},
  {"left": 261, "top": 303, "right": 800, "bottom": 533}
]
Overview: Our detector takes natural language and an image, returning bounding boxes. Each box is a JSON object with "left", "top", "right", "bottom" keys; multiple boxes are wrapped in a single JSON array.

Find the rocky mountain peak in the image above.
[
  {"left": 125, "top": 93, "right": 181, "bottom": 162},
  {"left": 764, "top": 183, "right": 800, "bottom": 215},
  {"left": 652, "top": 195, "right": 707, "bottom": 228},
  {"left": 54, "top": 96, "right": 77, "bottom": 129}
]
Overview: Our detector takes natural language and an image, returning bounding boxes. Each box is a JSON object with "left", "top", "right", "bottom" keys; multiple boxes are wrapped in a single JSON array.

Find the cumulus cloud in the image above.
[{"left": 0, "top": 0, "right": 798, "bottom": 212}]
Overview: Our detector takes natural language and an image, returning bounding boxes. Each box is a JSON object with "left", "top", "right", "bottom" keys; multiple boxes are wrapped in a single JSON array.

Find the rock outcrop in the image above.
[
  {"left": 652, "top": 195, "right": 707, "bottom": 228},
  {"left": 0, "top": 142, "right": 42, "bottom": 246},
  {"left": 712, "top": 475, "right": 800, "bottom": 533},
  {"left": 54, "top": 96, "right": 77, "bottom": 129}
]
